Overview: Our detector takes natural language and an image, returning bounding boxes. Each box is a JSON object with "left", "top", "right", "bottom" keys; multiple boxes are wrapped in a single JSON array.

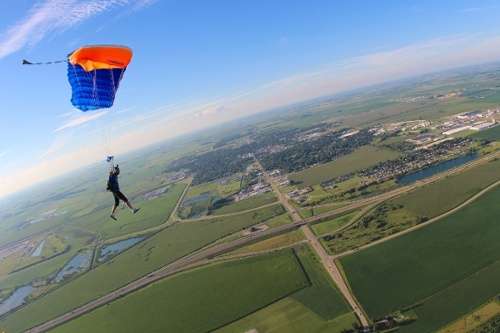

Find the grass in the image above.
[
  {"left": 50, "top": 250, "right": 308, "bottom": 333},
  {"left": 216, "top": 245, "right": 356, "bottom": 333},
  {"left": 185, "top": 176, "right": 241, "bottom": 198},
  {"left": 0, "top": 227, "right": 95, "bottom": 291},
  {"left": 324, "top": 158, "right": 500, "bottom": 254},
  {"left": 0, "top": 204, "right": 285, "bottom": 333},
  {"left": 265, "top": 213, "right": 293, "bottom": 227},
  {"left": 392, "top": 158, "right": 500, "bottom": 218},
  {"left": 229, "top": 229, "right": 305, "bottom": 256},
  {"left": 289, "top": 145, "right": 400, "bottom": 186},
  {"left": 340, "top": 186, "right": 500, "bottom": 325},
  {"left": 210, "top": 192, "right": 277, "bottom": 215},
  {"left": 438, "top": 297, "right": 500, "bottom": 333},
  {"left": 471, "top": 124, "right": 500, "bottom": 141},
  {"left": 80, "top": 182, "right": 187, "bottom": 240},
  {"left": 311, "top": 210, "right": 359, "bottom": 236},
  {"left": 298, "top": 201, "right": 350, "bottom": 218}
]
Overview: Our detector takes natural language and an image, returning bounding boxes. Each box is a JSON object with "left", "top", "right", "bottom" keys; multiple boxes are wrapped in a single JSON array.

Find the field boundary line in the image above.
[{"left": 335, "top": 179, "right": 500, "bottom": 259}]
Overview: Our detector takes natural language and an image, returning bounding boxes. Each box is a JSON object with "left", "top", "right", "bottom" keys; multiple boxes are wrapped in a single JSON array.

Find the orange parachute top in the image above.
[{"left": 68, "top": 45, "right": 133, "bottom": 72}]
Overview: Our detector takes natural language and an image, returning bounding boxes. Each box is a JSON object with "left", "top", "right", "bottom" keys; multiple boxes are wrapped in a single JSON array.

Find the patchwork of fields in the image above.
[
  {"left": 323, "top": 158, "right": 500, "bottom": 254},
  {"left": 340, "top": 185, "right": 500, "bottom": 332},
  {"left": 217, "top": 245, "right": 356, "bottom": 333},
  {"left": 0, "top": 204, "right": 285, "bottom": 333},
  {"left": 51, "top": 251, "right": 308, "bottom": 333}
]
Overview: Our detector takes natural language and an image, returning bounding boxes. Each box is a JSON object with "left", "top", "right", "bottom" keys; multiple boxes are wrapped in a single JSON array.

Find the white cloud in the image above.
[
  {"left": 5, "top": 34, "right": 500, "bottom": 198},
  {"left": 54, "top": 110, "right": 109, "bottom": 132},
  {"left": 0, "top": 0, "right": 153, "bottom": 60}
]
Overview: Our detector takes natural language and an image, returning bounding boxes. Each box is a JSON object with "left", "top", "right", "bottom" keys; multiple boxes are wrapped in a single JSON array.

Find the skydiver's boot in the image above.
[
  {"left": 133, "top": 208, "right": 141, "bottom": 214},
  {"left": 110, "top": 214, "right": 118, "bottom": 221}
]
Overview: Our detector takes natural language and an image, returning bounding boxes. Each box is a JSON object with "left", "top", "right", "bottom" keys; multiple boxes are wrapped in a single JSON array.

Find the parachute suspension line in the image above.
[{"left": 22, "top": 59, "right": 67, "bottom": 66}]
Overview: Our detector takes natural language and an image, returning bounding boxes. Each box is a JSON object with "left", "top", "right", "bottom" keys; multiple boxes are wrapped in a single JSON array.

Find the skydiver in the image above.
[{"left": 107, "top": 165, "right": 140, "bottom": 220}]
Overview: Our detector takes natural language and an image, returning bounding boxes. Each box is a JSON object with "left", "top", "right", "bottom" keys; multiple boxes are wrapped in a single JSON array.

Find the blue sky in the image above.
[{"left": 2, "top": 0, "right": 500, "bottom": 198}]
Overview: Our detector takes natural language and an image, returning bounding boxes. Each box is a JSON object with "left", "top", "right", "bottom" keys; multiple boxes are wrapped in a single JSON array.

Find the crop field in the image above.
[
  {"left": 50, "top": 251, "right": 308, "bottom": 333},
  {"left": 288, "top": 145, "right": 400, "bottom": 186},
  {"left": 324, "top": 158, "right": 500, "bottom": 254},
  {"left": 392, "top": 158, "right": 500, "bottom": 218},
  {"left": 217, "top": 245, "right": 355, "bottom": 333},
  {"left": 210, "top": 192, "right": 277, "bottom": 215},
  {"left": 0, "top": 204, "right": 285, "bottom": 333},
  {"left": 340, "top": 186, "right": 500, "bottom": 330},
  {"left": 471, "top": 125, "right": 500, "bottom": 142}
]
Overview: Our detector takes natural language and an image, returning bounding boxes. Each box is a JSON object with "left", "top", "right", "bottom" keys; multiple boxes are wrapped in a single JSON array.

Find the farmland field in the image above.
[
  {"left": 0, "top": 204, "right": 286, "bottom": 333},
  {"left": 50, "top": 251, "right": 308, "bottom": 333},
  {"left": 217, "top": 245, "right": 355, "bottom": 333},
  {"left": 289, "top": 145, "right": 400, "bottom": 186},
  {"left": 340, "top": 185, "right": 500, "bottom": 331},
  {"left": 324, "top": 158, "right": 500, "bottom": 254}
]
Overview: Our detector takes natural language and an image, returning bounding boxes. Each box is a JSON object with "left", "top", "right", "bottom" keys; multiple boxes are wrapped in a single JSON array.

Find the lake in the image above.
[
  {"left": 0, "top": 285, "right": 33, "bottom": 316},
  {"left": 397, "top": 153, "right": 478, "bottom": 185},
  {"left": 54, "top": 250, "right": 92, "bottom": 283}
]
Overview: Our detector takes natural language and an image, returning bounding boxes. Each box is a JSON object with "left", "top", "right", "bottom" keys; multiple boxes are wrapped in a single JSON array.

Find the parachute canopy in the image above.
[{"left": 67, "top": 45, "right": 132, "bottom": 111}]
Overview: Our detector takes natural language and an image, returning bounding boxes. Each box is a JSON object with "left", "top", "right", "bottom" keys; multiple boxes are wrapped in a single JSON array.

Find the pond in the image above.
[
  {"left": 54, "top": 250, "right": 92, "bottom": 283},
  {"left": 397, "top": 153, "right": 478, "bottom": 185},
  {"left": 0, "top": 285, "right": 33, "bottom": 316},
  {"left": 98, "top": 237, "right": 145, "bottom": 262},
  {"left": 144, "top": 186, "right": 169, "bottom": 200}
]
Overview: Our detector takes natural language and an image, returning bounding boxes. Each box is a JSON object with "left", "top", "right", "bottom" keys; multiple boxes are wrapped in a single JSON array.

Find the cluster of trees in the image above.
[
  {"left": 258, "top": 129, "right": 374, "bottom": 172},
  {"left": 359, "top": 137, "right": 472, "bottom": 179},
  {"left": 166, "top": 124, "right": 338, "bottom": 183},
  {"left": 166, "top": 146, "right": 255, "bottom": 185}
]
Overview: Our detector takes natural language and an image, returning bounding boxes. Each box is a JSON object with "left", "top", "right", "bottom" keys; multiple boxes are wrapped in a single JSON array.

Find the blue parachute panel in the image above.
[{"left": 67, "top": 63, "right": 126, "bottom": 111}]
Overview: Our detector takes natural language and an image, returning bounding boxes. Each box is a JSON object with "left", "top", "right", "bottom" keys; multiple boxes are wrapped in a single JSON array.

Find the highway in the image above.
[
  {"left": 25, "top": 150, "right": 499, "bottom": 332},
  {"left": 256, "top": 160, "right": 371, "bottom": 327}
]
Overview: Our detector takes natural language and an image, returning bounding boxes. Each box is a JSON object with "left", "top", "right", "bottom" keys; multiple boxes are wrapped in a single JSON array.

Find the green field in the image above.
[
  {"left": 229, "top": 229, "right": 305, "bottom": 256},
  {"left": 184, "top": 176, "right": 241, "bottom": 198},
  {"left": 324, "top": 158, "right": 500, "bottom": 254},
  {"left": 217, "top": 245, "right": 355, "bottom": 333},
  {"left": 392, "top": 158, "right": 500, "bottom": 218},
  {"left": 340, "top": 186, "right": 500, "bottom": 331},
  {"left": 78, "top": 182, "right": 187, "bottom": 239},
  {"left": 0, "top": 204, "right": 285, "bottom": 333},
  {"left": 265, "top": 213, "right": 293, "bottom": 227},
  {"left": 210, "top": 192, "right": 277, "bottom": 215},
  {"left": 50, "top": 251, "right": 308, "bottom": 333},
  {"left": 0, "top": 227, "right": 95, "bottom": 291},
  {"left": 289, "top": 145, "right": 400, "bottom": 186},
  {"left": 311, "top": 210, "right": 359, "bottom": 236},
  {"left": 471, "top": 125, "right": 500, "bottom": 141}
]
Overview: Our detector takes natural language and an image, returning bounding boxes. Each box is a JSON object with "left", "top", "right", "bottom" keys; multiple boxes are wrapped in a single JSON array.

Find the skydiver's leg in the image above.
[
  {"left": 117, "top": 191, "right": 140, "bottom": 214},
  {"left": 110, "top": 193, "right": 120, "bottom": 220}
]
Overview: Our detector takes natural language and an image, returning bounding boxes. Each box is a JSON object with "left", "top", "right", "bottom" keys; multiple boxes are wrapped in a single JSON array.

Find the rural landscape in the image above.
[{"left": 0, "top": 63, "right": 499, "bottom": 333}]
